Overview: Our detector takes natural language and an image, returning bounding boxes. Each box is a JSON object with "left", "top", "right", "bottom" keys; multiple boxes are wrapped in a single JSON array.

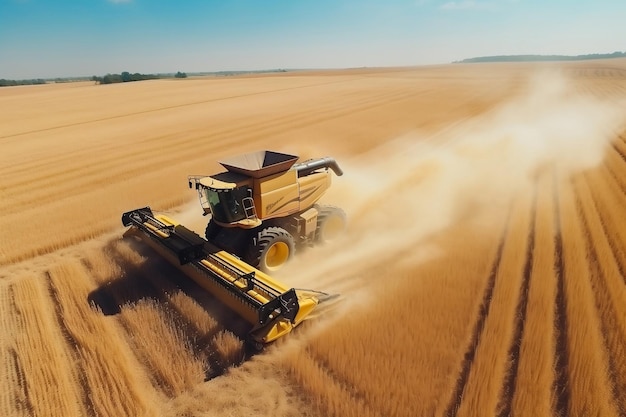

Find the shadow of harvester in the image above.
[{"left": 87, "top": 239, "right": 250, "bottom": 379}]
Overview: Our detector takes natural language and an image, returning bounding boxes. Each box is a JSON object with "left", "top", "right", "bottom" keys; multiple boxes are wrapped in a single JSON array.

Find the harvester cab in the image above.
[
  {"left": 192, "top": 172, "right": 260, "bottom": 228},
  {"left": 189, "top": 150, "right": 346, "bottom": 272}
]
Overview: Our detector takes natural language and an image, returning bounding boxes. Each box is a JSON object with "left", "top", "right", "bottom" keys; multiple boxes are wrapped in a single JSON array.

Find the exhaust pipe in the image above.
[{"left": 294, "top": 157, "right": 343, "bottom": 177}]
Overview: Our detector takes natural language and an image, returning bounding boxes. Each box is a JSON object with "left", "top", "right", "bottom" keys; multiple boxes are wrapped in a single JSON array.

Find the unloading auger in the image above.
[{"left": 121, "top": 206, "right": 337, "bottom": 350}]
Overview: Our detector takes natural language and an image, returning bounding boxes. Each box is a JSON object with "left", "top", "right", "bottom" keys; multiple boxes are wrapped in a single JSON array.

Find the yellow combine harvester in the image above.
[
  {"left": 121, "top": 151, "right": 344, "bottom": 349},
  {"left": 189, "top": 150, "right": 346, "bottom": 272}
]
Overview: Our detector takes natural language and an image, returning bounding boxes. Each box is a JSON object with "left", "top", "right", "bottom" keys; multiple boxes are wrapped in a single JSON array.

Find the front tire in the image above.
[
  {"left": 205, "top": 218, "right": 221, "bottom": 241},
  {"left": 247, "top": 227, "right": 295, "bottom": 272}
]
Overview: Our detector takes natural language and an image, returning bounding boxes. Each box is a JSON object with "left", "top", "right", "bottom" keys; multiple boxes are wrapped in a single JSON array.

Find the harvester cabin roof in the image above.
[{"left": 200, "top": 171, "right": 251, "bottom": 190}]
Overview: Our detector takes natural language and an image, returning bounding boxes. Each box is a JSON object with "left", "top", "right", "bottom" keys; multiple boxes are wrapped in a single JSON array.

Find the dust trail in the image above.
[
  {"left": 280, "top": 71, "right": 625, "bottom": 295},
  {"left": 163, "top": 200, "right": 208, "bottom": 235}
]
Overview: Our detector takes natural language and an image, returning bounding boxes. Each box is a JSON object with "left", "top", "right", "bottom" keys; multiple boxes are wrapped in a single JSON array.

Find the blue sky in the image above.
[{"left": 1, "top": 0, "right": 625, "bottom": 79}]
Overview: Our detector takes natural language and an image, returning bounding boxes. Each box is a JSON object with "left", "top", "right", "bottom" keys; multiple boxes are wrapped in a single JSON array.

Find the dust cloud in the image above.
[{"left": 281, "top": 71, "right": 625, "bottom": 295}]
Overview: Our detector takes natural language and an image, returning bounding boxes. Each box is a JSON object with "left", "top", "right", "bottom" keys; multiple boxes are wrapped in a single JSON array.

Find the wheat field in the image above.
[{"left": 2, "top": 60, "right": 626, "bottom": 416}]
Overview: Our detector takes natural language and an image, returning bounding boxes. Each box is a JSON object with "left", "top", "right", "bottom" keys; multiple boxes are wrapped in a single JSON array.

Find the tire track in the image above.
[
  {"left": 496, "top": 184, "right": 537, "bottom": 417},
  {"left": 7, "top": 276, "right": 92, "bottom": 417},
  {"left": 443, "top": 211, "right": 509, "bottom": 417},
  {"left": 610, "top": 138, "right": 626, "bottom": 179},
  {"left": 453, "top": 191, "right": 533, "bottom": 417},
  {"left": 605, "top": 146, "right": 626, "bottom": 198},
  {"left": 4, "top": 283, "right": 34, "bottom": 416},
  {"left": 8, "top": 347, "right": 34, "bottom": 416},
  {"left": 508, "top": 170, "right": 558, "bottom": 417},
  {"left": 287, "top": 346, "right": 377, "bottom": 417},
  {"left": 304, "top": 347, "right": 373, "bottom": 408},
  {"left": 585, "top": 168, "right": 626, "bottom": 281},
  {"left": 578, "top": 228, "right": 626, "bottom": 417},
  {"left": 552, "top": 174, "right": 570, "bottom": 417},
  {"left": 556, "top": 175, "right": 619, "bottom": 417},
  {"left": 46, "top": 271, "right": 98, "bottom": 417}
]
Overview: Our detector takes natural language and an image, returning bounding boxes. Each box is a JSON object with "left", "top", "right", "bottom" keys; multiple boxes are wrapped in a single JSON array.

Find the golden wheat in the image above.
[
  {"left": 120, "top": 299, "right": 206, "bottom": 396},
  {"left": 2, "top": 61, "right": 626, "bottom": 417},
  {"left": 573, "top": 171, "right": 626, "bottom": 411},
  {"left": 557, "top": 175, "right": 619, "bottom": 416},
  {"left": 1, "top": 279, "right": 41, "bottom": 417},
  {"left": 47, "top": 260, "right": 162, "bottom": 416},
  {"left": 9, "top": 275, "right": 87, "bottom": 416}
]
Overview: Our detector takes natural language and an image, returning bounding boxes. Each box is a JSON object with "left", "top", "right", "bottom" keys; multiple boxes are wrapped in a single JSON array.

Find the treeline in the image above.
[
  {"left": 0, "top": 78, "right": 47, "bottom": 87},
  {"left": 0, "top": 71, "right": 189, "bottom": 87},
  {"left": 91, "top": 71, "right": 187, "bottom": 84},
  {"left": 456, "top": 51, "right": 626, "bottom": 63}
]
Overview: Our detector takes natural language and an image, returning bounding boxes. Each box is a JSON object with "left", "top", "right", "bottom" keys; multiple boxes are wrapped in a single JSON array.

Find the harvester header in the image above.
[{"left": 121, "top": 206, "right": 335, "bottom": 349}]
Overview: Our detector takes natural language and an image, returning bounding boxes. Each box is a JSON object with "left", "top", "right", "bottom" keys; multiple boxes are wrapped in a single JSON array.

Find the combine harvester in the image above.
[
  {"left": 189, "top": 150, "right": 346, "bottom": 272},
  {"left": 121, "top": 151, "right": 344, "bottom": 350}
]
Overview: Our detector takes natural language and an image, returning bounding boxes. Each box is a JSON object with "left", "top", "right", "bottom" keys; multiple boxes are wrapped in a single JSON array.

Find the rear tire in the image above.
[
  {"left": 247, "top": 227, "right": 295, "bottom": 272},
  {"left": 315, "top": 205, "right": 347, "bottom": 243}
]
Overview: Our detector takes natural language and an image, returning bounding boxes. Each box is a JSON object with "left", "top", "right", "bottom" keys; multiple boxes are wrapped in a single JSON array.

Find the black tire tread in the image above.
[
  {"left": 246, "top": 226, "right": 295, "bottom": 271},
  {"left": 205, "top": 218, "right": 221, "bottom": 241}
]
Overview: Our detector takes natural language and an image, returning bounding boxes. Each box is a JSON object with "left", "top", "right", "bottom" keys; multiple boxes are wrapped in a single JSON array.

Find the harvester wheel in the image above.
[
  {"left": 315, "top": 205, "right": 347, "bottom": 243},
  {"left": 205, "top": 218, "right": 221, "bottom": 241},
  {"left": 247, "top": 227, "right": 295, "bottom": 272}
]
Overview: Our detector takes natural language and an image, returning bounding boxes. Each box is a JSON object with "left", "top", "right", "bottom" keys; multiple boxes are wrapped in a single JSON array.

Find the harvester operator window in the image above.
[{"left": 205, "top": 187, "right": 249, "bottom": 223}]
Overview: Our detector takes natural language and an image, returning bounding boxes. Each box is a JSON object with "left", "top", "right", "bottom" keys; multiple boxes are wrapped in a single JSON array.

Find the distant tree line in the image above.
[
  {"left": 90, "top": 71, "right": 187, "bottom": 84},
  {"left": 0, "top": 71, "right": 189, "bottom": 87},
  {"left": 92, "top": 71, "right": 159, "bottom": 84},
  {"left": 456, "top": 51, "right": 626, "bottom": 64},
  {"left": 0, "top": 78, "right": 47, "bottom": 87}
]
